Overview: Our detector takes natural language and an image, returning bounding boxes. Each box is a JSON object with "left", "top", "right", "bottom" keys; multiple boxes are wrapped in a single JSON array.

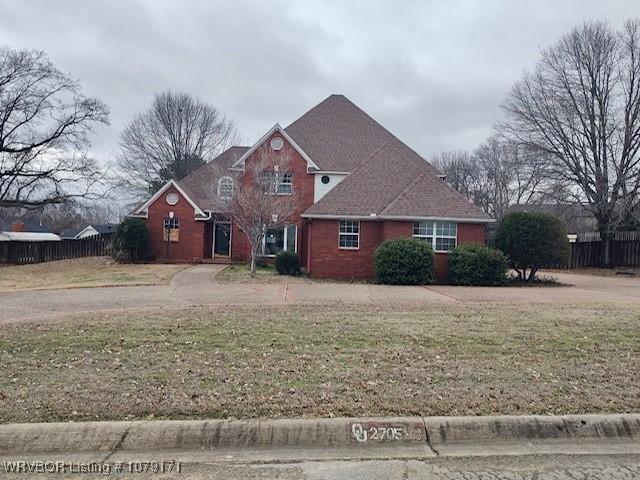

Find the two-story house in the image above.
[{"left": 130, "top": 95, "right": 493, "bottom": 280}]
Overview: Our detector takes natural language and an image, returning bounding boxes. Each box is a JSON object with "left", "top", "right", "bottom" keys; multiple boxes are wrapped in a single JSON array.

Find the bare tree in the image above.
[
  {"left": 224, "top": 144, "right": 298, "bottom": 277},
  {"left": 0, "top": 47, "right": 110, "bottom": 209},
  {"left": 431, "top": 150, "right": 480, "bottom": 203},
  {"left": 433, "top": 137, "right": 548, "bottom": 218},
  {"left": 502, "top": 19, "right": 640, "bottom": 266},
  {"left": 474, "top": 135, "right": 548, "bottom": 218},
  {"left": 117, "top": 91, "right": 237, "bottom": 196}
]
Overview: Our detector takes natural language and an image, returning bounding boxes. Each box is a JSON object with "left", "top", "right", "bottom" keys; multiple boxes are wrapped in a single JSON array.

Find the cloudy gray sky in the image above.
[{"left": 2, "top": 0, "right": 640, "bottom": 165}]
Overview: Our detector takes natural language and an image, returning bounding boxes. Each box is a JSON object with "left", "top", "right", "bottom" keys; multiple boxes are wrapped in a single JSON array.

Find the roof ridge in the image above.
[{"left": 379, "top": 172, "right": 429, "bottom": 217}]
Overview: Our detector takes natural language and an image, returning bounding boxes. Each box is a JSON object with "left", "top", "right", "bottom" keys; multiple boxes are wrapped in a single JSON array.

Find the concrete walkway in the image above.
[{"left": 1, "top": 266, "right": 639, "bottom": 323}]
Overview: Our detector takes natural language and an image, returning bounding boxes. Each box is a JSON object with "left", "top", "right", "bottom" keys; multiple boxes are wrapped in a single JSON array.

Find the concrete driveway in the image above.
[{"left": 1, "top": 265, "right": 639, "bottom": 323}]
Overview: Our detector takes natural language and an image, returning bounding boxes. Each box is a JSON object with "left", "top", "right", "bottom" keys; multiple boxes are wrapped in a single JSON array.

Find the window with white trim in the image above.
[
  {"left": 339, "top": 220, "right": 359, "bottom": 249},
  {"left": 278, "top": 172, "right": 293, "bottom": 194},
  {"left": 260, "top": 170, "right": 293, "bottom": 194},
  {"left": 413, "top": 221, "right": 457, "bottom": 252},
  {"left": 217, "top": 176, "right": 234, "bottom": 199},
  {"left": 263, "top": 225, "right": 297, "bottom": 256}
]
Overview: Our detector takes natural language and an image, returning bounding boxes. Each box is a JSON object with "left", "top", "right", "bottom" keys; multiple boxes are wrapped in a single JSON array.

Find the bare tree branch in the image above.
[
  {"left": 116, "top": 90, "right": 238, "bottom": 197},
  {"left": 0, "top": 47, "right": 110, "bottom": 209},
  {"left": 222, "top": 144, "right": 298, "bottom": 277},
  {"left": 501, "top": 19, "right": 640, "bottom": 265}
]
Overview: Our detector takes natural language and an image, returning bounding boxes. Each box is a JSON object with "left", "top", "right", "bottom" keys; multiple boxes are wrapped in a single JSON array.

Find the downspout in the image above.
[{"left": 306, "top": 220, "right": 312, "bottom": 276}]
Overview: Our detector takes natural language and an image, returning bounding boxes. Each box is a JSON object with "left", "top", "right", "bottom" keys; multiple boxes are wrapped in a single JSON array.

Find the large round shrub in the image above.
[
  {"left": 111, "top": 217, "right": 149, "bottom": 262},
  {"left": 494, "top": 212, "right": 569, "bottom": 281},
  {"left": 275, "top": 251, "right": 300, "bottom": 275},
  {"left": 374, "top": 238, "right": 434, "bottom": 285},
  {"left": 448, "top": 244, "right": 508, "bottom": 286}
]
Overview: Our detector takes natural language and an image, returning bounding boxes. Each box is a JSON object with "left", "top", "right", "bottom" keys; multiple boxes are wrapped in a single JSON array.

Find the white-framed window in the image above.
[
  {"left": 217, "top": 176, "right": 234, "bottom": 199},
  {"left": 260, "top": 170, "right": 293, "bottom": 194},
  {"left": 277, "top": 172, "right": 293, "bottom": 194},
  {"left": 339, "top": 220, "right": 359, "bottom": 249},
  {"left": 163, "top": 217, "right": 179, "bottom": 230},
  {"left": 263, "top": 225, "right": 297, "bottom": 256},
  {"left": 413, "top": 221, "right": 457, "bottom": 252}
]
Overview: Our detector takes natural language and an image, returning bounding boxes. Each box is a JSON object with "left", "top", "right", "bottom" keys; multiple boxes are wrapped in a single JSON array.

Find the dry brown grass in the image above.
[
  {"left": 0, "top": 257, "right": 188, "bottom": 292},
  {"left": 547, "top": 267, "right": 640, "bottom": 278},
  {"left": 0, "top": 303, "right": 638, "bottom": 423}
]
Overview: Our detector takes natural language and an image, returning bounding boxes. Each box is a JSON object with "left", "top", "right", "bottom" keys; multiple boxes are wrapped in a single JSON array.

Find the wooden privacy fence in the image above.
[
  {"left": 0, "top": 235, "right": 112, "bottom": 265},
  {"left": 568, "top": 231, "right": 640, "bottom": 268}
]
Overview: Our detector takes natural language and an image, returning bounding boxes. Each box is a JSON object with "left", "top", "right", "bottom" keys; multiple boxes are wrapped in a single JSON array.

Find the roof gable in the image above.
[
  {"left": 231, "top": 124, "right": 319, "bottom": 170},
  {"left": 131, "top": 179, "right": 207, "bottom": 218}
]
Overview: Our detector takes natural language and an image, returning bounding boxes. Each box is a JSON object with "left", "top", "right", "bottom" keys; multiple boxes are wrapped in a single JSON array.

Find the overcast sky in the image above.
[{"left": 2, "top": 0, "right": 640, "bottom": 166}]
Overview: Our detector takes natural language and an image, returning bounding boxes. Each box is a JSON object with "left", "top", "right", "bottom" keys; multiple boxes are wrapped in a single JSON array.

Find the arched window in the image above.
[{"left": 218, "top": 176, "right": 234, "bottom": 199}]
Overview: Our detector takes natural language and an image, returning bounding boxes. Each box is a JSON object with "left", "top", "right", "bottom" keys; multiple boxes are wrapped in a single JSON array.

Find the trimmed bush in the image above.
[
  {"left": 374, "top": 238, "right": 434, "bottom": 285},
  {"left": 495, "top": 212, "right": 569, "bottom": 281},
  {"left": 448, "top": 244, "right": 508, "bottom": 286},
  {"left": 275, "top": 250, "right": 300, "bottom": 275},
  {"left": 111, "top": 218, "right": 149, "bottom": 263}
]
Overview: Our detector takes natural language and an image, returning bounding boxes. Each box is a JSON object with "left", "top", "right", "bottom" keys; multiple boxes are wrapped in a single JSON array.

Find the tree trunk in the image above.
[
  {"left": 250, "top": 250, "right": 257, "bottom": 278},
  {"left": 599, "top": 223, "right": 614, "bottom": 268}
]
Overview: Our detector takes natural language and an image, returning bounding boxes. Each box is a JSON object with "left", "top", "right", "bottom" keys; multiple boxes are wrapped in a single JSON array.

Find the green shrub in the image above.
[
  {"left": 275, "top": 250, "right": 300, "bottom": 275},
  {"left": 495, "top": 212, "right": 569, "bottom": 281},
  {"left": 111, "top": 218, "right": 149, "bottom": 263},
  {"left": 448, "top": 244, "right": 508, "bottom": 286},
  {"left": 374, "top": 238, "right": 434, "bottom": 285}
]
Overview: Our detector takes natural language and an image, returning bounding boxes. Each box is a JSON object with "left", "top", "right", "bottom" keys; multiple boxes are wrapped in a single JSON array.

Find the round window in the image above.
[
  {"left": 321, "top": 175, "right": 330, "bottom": 184},
  {"left": 166, "top": 193, "right": 179, "bottom": 205},
  {"left": 270, "top": 137, "right": 284, "bottom": 151}
]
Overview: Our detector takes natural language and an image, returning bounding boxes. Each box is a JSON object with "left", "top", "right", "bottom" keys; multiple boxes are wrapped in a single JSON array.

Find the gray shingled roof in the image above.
[
  {"left": 285, "top": 94, "right": 442, "bottom": 176},
  {"left": 145, "top": 95, "right": 490, "bottom": 222},
  {"left": 179, "top": 146, "right": 249, "bottom": 212},
  {"left": 303, "top": 142, "right": 492, "bottom": 221}
]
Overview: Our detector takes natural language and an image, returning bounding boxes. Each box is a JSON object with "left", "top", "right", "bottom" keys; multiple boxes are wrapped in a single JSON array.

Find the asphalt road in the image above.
[{"left": 2, "top": 454, "right": 640, "bottom": 479}]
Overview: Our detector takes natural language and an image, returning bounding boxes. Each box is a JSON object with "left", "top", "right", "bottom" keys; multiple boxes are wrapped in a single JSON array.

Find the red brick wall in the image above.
[
  {"left": 144, "top": 185, "right": 206, "bottom": 262},
  {"left": 231, "top": 131, "right": 315, "bottom": 266},
  {"left": 308, "top": 219, "right": 487, "bottom": 282},
  {"left": 308, "top": 219, "right": 383, "bottom": 279},
  {"left": 457, "top": 223, "right": 486, "bottom": 245},
  {"left": 382, "top": 221, "right": 412, "bottom": 240}
]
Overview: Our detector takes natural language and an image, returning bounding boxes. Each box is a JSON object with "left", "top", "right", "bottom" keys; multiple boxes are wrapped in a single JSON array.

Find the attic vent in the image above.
[
  {"left": 271, "top": 137, "right": 284, "bottom": 151},
  {"left": 166, "top": 193, "right": 179, "bottom": 205}
]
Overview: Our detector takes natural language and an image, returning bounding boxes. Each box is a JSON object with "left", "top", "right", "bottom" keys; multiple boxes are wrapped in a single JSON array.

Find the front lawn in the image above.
[
  {"left": 0, "top": 257, "right": 188, "bottom": 292},
  {"left": 0, "top": 303, "right": 638, "bottom": 423},
  {"left": 215, "top": 263, "right": 293, "bottom": 283}
]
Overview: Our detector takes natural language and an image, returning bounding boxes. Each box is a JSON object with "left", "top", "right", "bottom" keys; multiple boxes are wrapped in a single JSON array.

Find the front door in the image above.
[{"left": 214, "top": 223, "right": 231, "bottom": 257}]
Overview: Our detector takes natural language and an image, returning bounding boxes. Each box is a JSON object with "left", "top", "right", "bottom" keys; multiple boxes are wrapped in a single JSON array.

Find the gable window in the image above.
[
  {"left": 413, "top": 221, "right": 457, "bottom": 252},
  {"left": 217, "top": 176, "right": 234, "bottom": 199},
  {"left": 263, "top": 225, "right": 297, "bottom": 256},
  {"left": 339, "top": 220, "right": 359, "bottom": 249}
]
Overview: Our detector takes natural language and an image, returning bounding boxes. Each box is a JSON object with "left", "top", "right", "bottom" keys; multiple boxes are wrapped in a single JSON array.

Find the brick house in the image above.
[{"left": 130, "top": 95, "right": 493, "bottom": 281}]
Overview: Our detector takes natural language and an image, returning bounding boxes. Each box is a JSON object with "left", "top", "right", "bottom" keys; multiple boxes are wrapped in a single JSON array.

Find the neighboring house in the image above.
[
  {"left": 0, "top": 219, "right": 61, "bottom": 242},
  {"left": 130, "top": 95, "right": 493, "bottom": 280},
  {"left": 0, "top": 232, "right": 61, "bottom": 242},
  {"left": 503, "top": 204, "right": 597, "bottom": 235},
  {"left": 61, "top": 224, "right": 117, "bottom": 239}
]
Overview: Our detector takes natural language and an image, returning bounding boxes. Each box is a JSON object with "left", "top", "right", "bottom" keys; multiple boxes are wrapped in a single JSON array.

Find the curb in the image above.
[{"left": 1, "top": 414, "right": 639, "bottom": 459}]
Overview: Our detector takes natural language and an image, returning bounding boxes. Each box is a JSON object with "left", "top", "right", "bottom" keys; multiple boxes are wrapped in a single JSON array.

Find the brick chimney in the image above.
[{"left": 11, "top": 221, "right": 25, "bottom": 232}]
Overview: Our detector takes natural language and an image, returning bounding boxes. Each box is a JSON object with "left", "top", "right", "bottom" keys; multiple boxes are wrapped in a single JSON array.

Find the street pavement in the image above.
[
  {"left": 2, "top": 454, "right": 640, "bottom": 479},
  {"left": 1, "top": 265, "right": 640, "bottom": 323}
]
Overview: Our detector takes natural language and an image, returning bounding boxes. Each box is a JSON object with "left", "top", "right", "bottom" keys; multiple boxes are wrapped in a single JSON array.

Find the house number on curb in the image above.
[{"left": 351, "top": 423, "right": 405, "bottom": 442}]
